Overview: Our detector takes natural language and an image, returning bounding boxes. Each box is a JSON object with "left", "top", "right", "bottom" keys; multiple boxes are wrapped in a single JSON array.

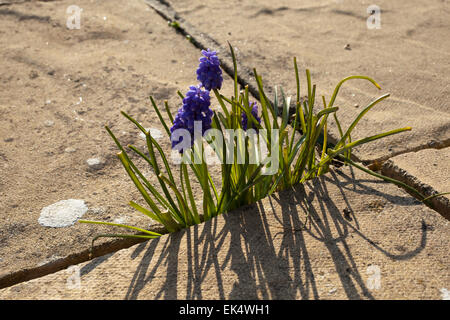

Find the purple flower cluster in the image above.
[
  {"left": 170, "top": 85, "right": 213, "bottom": 152},
  {"left": 170, "top": 49, "right": 222, "bottom": 153},
  {"left": 196, "top": 49, "right": 223, "bottom": 91},
  {"left": 241, "top": 102, "right": 261, "bottom": 131}
]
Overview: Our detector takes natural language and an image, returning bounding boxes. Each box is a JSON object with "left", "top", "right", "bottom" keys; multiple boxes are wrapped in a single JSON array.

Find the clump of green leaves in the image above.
[{"left": 79, "top": 44, "right": 419, "bottom": 243}]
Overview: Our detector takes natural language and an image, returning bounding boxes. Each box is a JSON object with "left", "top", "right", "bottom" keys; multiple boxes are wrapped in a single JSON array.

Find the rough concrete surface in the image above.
[
  {"left": 386, "top": 148, "right": 449, "bottom": 201},
  {"left": 0, "top": 167, "right": 448, "bottom": 300},
  {"left": 154, "top": 0, "right": 450, "bottom": 162}
]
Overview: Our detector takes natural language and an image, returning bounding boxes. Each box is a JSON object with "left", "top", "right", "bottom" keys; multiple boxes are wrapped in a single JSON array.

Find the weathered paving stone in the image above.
[
  {"left": 1, "top": 167, "right": 448, "bottom": 299},
  {"left": 381, "top": 147, "right": 450, "bottom": 219},
  {"left": 38, "top": 199, "right": 88, "bottom": 228},
  {"left": 0, "top": 0, "right": 234, "bottom": 281},
  {"left": 150, "top": 0, "right": 450, "bottom": 162}
]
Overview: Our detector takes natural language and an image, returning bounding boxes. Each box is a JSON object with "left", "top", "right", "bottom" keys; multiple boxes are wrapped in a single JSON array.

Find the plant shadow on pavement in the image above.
[{"left": 84, "top": 169, "right": 428, "bottom": 300}]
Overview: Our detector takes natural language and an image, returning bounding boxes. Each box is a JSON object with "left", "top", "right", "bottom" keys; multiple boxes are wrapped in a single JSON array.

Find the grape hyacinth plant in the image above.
[{"left": 79, "top": 44, "right": 440, "bottom": 245}]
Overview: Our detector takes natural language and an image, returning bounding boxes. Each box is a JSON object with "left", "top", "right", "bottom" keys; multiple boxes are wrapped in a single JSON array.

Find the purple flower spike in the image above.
[
  {"left": 196, "top": 49, "right": 223, "bottom": 91},
  {"left": 241, "top": 102, "right": 261, "bottom": 131},
  {"left": 170, "top": 85, "right": 213, "bottom": 152}
]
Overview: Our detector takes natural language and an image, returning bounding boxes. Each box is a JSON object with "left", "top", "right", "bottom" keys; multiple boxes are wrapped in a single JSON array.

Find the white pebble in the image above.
[
  {"left": 65, "top": 147, "right": 76, "bottom": 153},
  {"left": 38, "top": 199, "right": 88, "bottom": 228},
  {"left": 86, "top": 157, "right": 105, "bottom": 170},
  {"left": 140, "top": 128, "right": 163, "bottom": 140},
  {"left": 328, "top": 288, "right": 337, "bottom": 294}
]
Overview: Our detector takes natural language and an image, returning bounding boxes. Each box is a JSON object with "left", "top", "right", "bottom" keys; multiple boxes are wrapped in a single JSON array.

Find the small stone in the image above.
[
  {"left": 344, "top": 43, "right": 351, "bottom": 50},
  {"left": 38, "top": 199, "right": 88, "bottom": 228},
  {"left": 86, "top": 157, "right": 105, "bottom": 170},
  {"left": 47, "top": 70, "right": 55, "bottom": 76},
  {"left": 65, "top": 147, "right": 76, "bottom": 153},
  {"left": 44, "top": 120, "right": 54, "bottom": 127},
  {"left": 328, "top": 287, "right": 337, "bottom": 294},
  {"left": 29, "top": 70, "right": 39, "bottom": 79},
  {"left": 4, "top": 137, "right": 13, "bottom": 142}
]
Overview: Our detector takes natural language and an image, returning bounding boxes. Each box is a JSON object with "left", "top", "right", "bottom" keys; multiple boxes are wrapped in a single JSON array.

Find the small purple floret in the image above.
[
  {"left": 196, "top": 49, "right": 223, "bottom": 91},
  {"left": 241, "top": 102, "right": 261, "bottom": 131}
]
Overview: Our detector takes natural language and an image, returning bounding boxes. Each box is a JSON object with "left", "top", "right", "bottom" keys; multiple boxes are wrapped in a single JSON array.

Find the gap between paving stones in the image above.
[
  {"left": 145, "top": 0, "right": 450, "bottom": 160},
  {"left": 145, "top": 0, "right": 450, "bottom": 217}
]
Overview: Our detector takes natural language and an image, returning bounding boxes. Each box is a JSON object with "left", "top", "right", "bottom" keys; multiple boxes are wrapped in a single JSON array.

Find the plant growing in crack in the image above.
[{"left": 79, "top": 44, "right": 445, "bottom": 246}]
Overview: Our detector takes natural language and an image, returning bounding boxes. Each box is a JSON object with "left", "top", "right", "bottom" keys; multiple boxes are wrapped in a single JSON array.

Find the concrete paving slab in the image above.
[
  {"left": 381, "top": 147, "right": 450, "bottom": 219},
  {"left": 150, "top": 0, "right": 450, "bottom": 162},
  {"left": 1, "top": 166, "right": 448, "bottom": 300},
  {"left": 0, "top": 0, "right": 233, "bottom": 284}
]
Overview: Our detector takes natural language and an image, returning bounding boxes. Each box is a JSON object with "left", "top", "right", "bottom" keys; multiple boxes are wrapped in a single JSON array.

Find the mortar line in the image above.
[{"left": 0, "top": 234, "right": 158, "bottom": 290}]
